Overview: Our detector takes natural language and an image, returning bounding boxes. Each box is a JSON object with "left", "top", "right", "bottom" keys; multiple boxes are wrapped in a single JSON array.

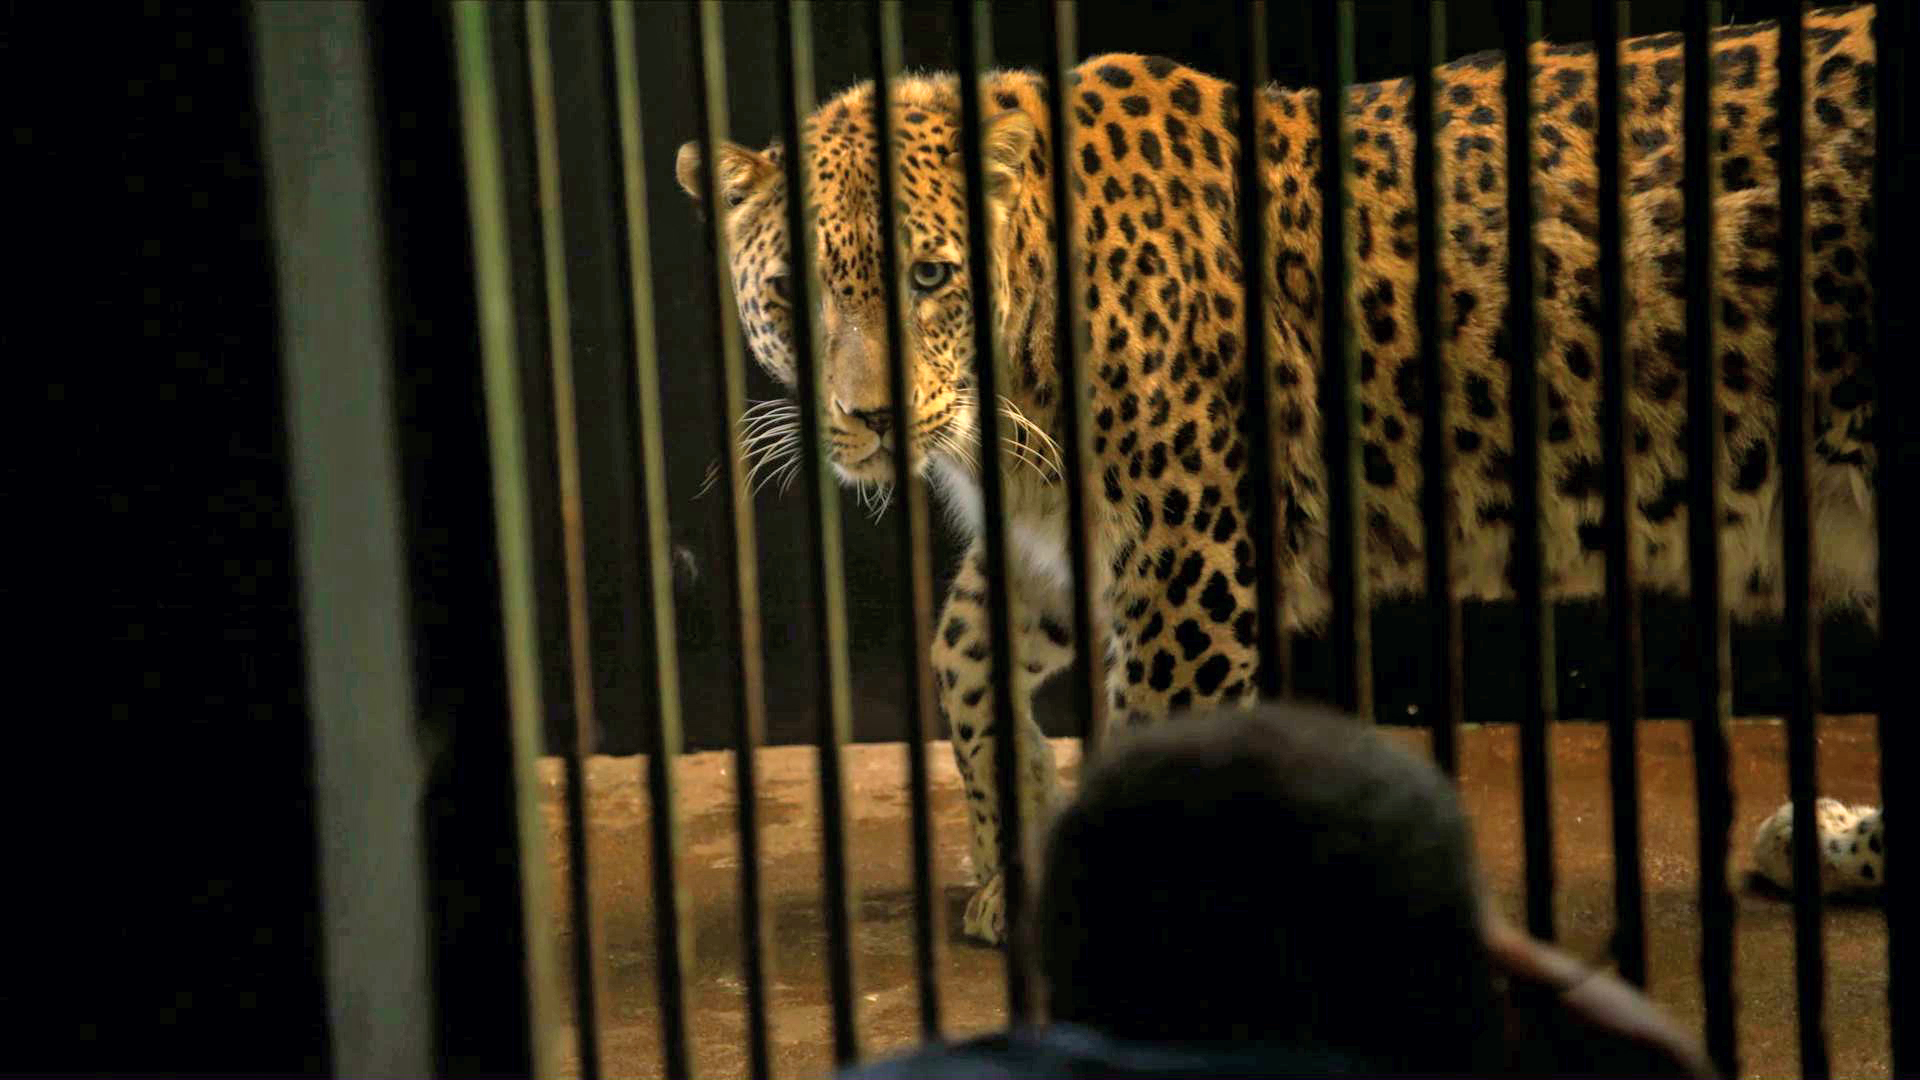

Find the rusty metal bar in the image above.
[
  {"left": 1235, "top": 0, "right": 1282, "bottom": 701},
  {"left": 1316, "top": 0, "right": 1366, "bottom": 718},
  {"left": 1411, "top": 0, "right": 1460, "bottom": 776},
  {"left": 771, "top": 0, "right": 863, "bottom": 1061},
  {"left": 1593, "top": 0, "right": 1648, "bottom": 991},
  {"left": 867, "top": 0, "right": 944, "bottom": 1040},
  {"left": 522, "top": 4, "right": 610, "bottom": 1071},
  {"left": 954, "top": 0, "right": 1033, "bottom": 1020},
  {"left": 485, "top": 0, "right": 577, "bottom": 845},
  {"left": 260, "top": 3, "right": 440, "bottom": 1069},
  {"left": 1679, "top": 0, "right": 1738, "bottom": 1072},
  {"left": 605, "top": 3, "right": 700, "bottom": 1074},
  {"left": 446, "top": 4, "right": 563, "bottom": 1072},
  {"left": 1872, "top": 0, "right": 1914, "bottom": 1071},
  {"left": 1042, "top": 1, "right": 1108, "bottom": 757},
  {"left": 1772, "top": 3, "right": 1832, "bottom": 1076},
  {"left": 686, "top": 2, "right": 775, "bottom": 1072},
  {"left": 1501, "top": 0, "right": 1557, "bottom": 943}
]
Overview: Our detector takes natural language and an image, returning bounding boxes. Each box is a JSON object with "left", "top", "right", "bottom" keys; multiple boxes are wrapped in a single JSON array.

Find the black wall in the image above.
[{"left": 35, "top": 2, "right": 330, "bottom": 1070}]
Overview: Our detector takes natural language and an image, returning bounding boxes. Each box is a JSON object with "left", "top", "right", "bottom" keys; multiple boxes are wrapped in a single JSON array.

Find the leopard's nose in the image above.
[{"left": 849, "top": 408, "right": 892, "bottom": 437}]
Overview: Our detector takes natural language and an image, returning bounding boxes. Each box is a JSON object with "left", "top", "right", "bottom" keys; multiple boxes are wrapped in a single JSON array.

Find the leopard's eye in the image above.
[
  {"left": 768, "top": 273, "right": 791, "bottom": 302},
  {"left": 910, "top": 260, "right": 955, "bottom": 291}
]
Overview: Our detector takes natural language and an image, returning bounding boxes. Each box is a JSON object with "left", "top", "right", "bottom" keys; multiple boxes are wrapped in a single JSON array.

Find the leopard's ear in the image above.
[
  {"left": 675, "top": 138, "right": 777, "bottom": 207},
  {"left": 981, "top": 109, "right": 1037, "bottom": 205}
]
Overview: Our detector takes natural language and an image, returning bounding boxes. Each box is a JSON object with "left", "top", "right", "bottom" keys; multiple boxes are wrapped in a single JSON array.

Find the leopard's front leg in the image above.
[
  {"left": 1102, "top": 529, "right": 1265, "bottom": 731},
  {"left": 932, "top": 539, "right": 1076, "bottom": 945}
]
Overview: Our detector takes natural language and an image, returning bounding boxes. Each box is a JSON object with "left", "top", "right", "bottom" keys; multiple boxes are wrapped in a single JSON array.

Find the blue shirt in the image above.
[{"left": 836, "top": 1024, "right": 1390, "bottom": 1079}]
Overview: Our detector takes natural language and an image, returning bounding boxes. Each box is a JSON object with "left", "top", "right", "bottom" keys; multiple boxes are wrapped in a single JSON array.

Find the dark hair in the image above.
[{"left": 1029, "top": 703, "right": 1504, "bottom": 1072}]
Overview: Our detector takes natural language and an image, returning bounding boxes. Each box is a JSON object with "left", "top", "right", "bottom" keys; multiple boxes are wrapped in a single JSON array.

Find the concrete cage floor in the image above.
[{"left": 534, "top": 716, "right": 1889, "bottom": 1079}]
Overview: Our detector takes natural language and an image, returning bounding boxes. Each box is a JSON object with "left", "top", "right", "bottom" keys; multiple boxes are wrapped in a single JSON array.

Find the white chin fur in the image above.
[{"left": 928, "top": 453, "right": 1074, "bottom": 591}]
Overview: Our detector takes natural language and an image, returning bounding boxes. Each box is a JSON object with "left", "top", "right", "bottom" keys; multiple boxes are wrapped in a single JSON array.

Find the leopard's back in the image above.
[{"left": 1243, "top": 4, "right": 1879, "bottom": 627}]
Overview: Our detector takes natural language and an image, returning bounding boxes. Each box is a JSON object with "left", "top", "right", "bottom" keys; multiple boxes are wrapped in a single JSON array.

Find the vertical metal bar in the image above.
[
  {"left": 449, "top": 5, "right": 561, "bottom": 1074},
  {"left": 607, "top": 3, "right": 697, "bottom": 1074},
  {"left": 954, "top": 0, "right": 1032, "bottom": 1020},
  {"left": 1411, "top": 0, "right": 1460, "bottom": 776},
  {"left": 486, "top": 0, "right": 577, "bottom": 803},
  {"left": 868, "top": 0, "right": 944, "bottom": 1040},
  {"left": 1236, "top": 0, "right": 1282, "bottom": 701},
  {"left": 1679, "top": 0, "right": 1738, "bottom": 1071},
  {"left": 1593, "top": 0, "right": 1648, "bottom": 991},
  {"left": 1042, "top": 1, "right": 1108, "bottom": 757},
  {"left": 686, "top": 2, "right": 774, "bottom": 1073},
  {"left": 522, "top": 6, "right": 608, "bottom": 1071},
  {"left": 1872, "top": 1, "right": 1914, "bottom": 1071},
  {"left": 256, "top": 3, "right": 440, "bottom": 1070},
  {"left": 772, "top": 0, "right": 862, "bottom": 1060},
  {"left": 1502, "top": 0, "right": 1557, "bottom": 943},
  {"left": 1316, "top": 0, "right": 1366, "bottom": 718},
  {"left": 1772, "top": 4, "right": 1831, "bottom": 1076}
]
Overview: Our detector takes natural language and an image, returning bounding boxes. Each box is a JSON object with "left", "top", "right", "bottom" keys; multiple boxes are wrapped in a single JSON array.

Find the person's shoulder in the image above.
[
  {"left": 832, "top": 1030, "right": 1026, "bottom": 1080},
  {"left": 835, "top": 1024, "right": 1386, "bottom": 1079}
]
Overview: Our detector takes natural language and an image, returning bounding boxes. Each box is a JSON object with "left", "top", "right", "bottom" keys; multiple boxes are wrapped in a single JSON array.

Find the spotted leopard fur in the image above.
[{"left": 676, "top": 4, "right": 1880, "bottom": 945}]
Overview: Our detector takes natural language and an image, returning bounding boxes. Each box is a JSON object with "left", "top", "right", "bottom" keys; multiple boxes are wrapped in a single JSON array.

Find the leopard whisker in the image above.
[
  {"left": 998, "top": 439, "right": 1054, "bottom": 483},
  {"left": 934, "top": 427, "right": 979, "bottom": 472},
  {"left": 996, "top": 396, "right": 1065, "bottom": 481},
  {"left": 695, "top": 458, "right": 723, "bottom": 499},
  {"left": 741, "top": 425, "right": 801, "bottom": 451},
  {"left": 774, "top": 454, "right": 805, "bottom": 496},
  {"left": 745, "top": 437, "right": 798, "bottom": 496}
]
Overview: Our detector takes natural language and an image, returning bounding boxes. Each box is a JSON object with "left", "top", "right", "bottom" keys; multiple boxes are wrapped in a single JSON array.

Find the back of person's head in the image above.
[{"left": 1029, "top": 703, "right": 1502, "bottom": 1073}]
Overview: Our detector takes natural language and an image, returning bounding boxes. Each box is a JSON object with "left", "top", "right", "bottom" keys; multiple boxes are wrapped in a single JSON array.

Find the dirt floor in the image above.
[{"left": 534, "top": 715, "right": 1889, "bottom": 1079}]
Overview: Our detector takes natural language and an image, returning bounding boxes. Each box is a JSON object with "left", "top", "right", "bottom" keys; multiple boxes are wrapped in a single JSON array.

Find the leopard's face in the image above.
[{"left": 676, "top": 88, "right": 1039, "bottom": 495}]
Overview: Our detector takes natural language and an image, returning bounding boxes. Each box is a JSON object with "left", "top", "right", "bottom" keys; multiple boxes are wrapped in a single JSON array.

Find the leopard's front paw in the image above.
[{"left": 962, "top": 872, "right": 1006, "bottom": 946}]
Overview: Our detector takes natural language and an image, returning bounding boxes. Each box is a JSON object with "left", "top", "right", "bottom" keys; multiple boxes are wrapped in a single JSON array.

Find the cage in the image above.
[{"left": 244, "top": 1, "right": 1911, "bottom": 1076}]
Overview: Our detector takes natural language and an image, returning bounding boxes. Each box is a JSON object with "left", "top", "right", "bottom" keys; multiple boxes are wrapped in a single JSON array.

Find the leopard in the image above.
[{"left": 674, "top": 3, "right": 1880, "bottom": 945}]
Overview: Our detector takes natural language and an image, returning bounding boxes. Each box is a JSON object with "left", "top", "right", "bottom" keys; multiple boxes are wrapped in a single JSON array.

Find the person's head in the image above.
[{"left": 1029, "top": 703, "right": 1502, "bottom": 1071}]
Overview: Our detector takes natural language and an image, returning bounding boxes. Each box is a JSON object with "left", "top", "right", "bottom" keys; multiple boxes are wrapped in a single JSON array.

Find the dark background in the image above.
[{"left": 38, "top": 0, "right": 1870, "bottom": 1071}]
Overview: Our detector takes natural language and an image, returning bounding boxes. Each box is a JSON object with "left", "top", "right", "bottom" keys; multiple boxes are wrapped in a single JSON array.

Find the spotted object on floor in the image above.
[{"left": 1752, "top": 797, "right": 1884, "bottom": 898}]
